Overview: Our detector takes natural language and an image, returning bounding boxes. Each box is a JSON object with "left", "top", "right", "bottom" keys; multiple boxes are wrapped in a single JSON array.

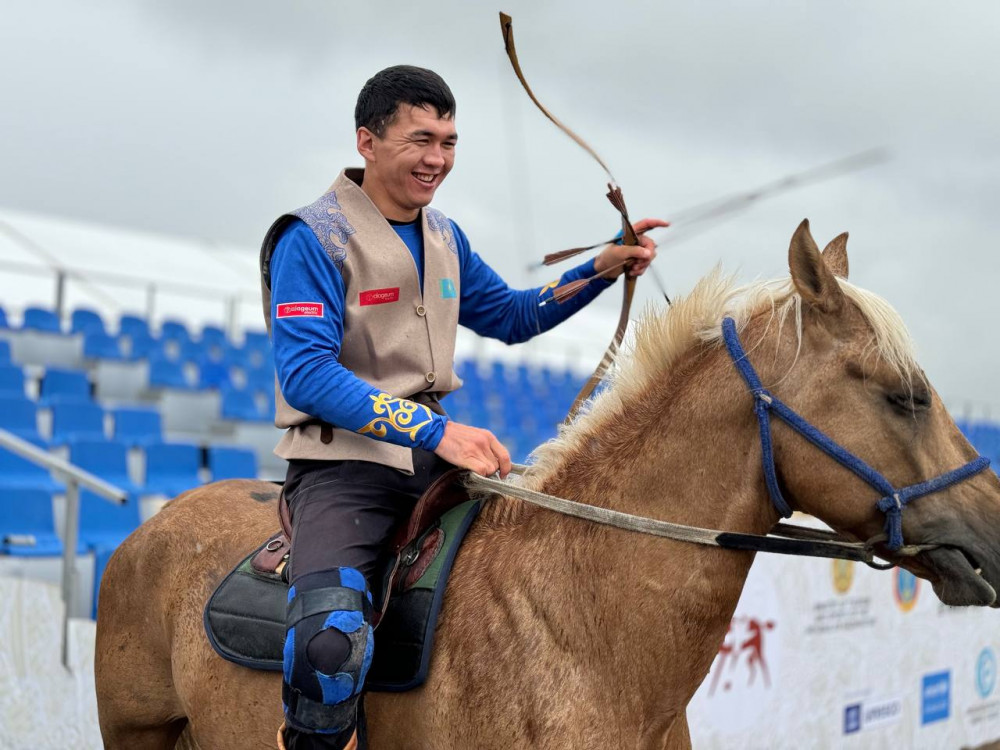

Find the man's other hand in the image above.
[
  {"left": 593, "top": 217, "right": 669, "bottom": 280},
  {"left": 434, "top": 421, "right": 512, "bottom": 478}
]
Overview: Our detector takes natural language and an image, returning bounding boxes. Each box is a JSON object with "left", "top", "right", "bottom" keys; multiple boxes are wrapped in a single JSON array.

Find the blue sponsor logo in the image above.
[
  {"left": 921, "top": 671, "right": 951, "bottom": 725},
  {"left": 843, "top": 703, "right": 862, "bottom": 734},
  {"left": 440, "top": 278, "right": 457, "bottom": 299},
  {"left": 977, "top": 648, "right": 996, "bottom": 699}
]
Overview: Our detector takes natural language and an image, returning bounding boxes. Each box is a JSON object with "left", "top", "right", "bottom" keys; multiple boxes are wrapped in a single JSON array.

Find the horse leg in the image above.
[{"left": 663, "top": 712, "right": 692, "bottom": 749}]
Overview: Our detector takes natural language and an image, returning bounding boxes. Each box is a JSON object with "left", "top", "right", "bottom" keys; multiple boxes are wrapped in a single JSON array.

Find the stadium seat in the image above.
[
  {"left": 0, "top": 340, "right": 10, "bottom": 365},
  {"left": 201, "top": 325, "right": 228, "bottom": 348},
  {"left": 22, "top": 306, "right": 61, "bottom": 333},
  {"left": 148, "top": 356, "right": 192, "bottom": 389},
  {"left": 118, "top": 314, "right": 150, "bottom": 340},
  {"left": 180, "top": 339, "right": 206, "bottom": 363},
  {"left": 246, "top": 364, "right": 274, "bottom": 391},
  {"left": 0, "top": 396, "right": 44, "bottom": 443},
  {"left": 198, "top": 359, "right": 232, "bottom": 390},
  {"left": 51, "top": 403, "right": 106, "bottom": 445},
  {"left": 0, "top": 488, "right": 63, "bottom": 556},
  {"left": 243, "top": 331, "right": 270, "bottom": 350},
  {"left": 38, "top": 367, "right": 91, "bottom": 405},
  {"left": 78, "top": 490, "right": 143, "bottom": 551},
  {"left": 0, "top": 365, "right": 26, "bottom": 397},
  {"left": 127, "top": 333, "right": 164, "bottom": 361},
  {"left": 160, "top": 320, "right": 190, "bottom": 342},
  {"left": 83, "top": 332, "right": 124, "bottom": 360},
  {"left": 144, "top": 442, "right": 202, "bottom": 497},
  {"left": 68, "top": 439, "right": 142, "bottom": 497},
  {"left": 70, "top": 308, "right": 107, "bottom": 336},
  {"left": 0, "top": 441, "right": 64, "bottom": 493},
  {"left": 91, "top": 545, "right": 116, "bottom": 619},
  {"left": 112, "top": 407, "right": 162, "bottom": 448},
  {"left": 220, "top": 388, "right": 264, "bottom": 421},
  {"left": 0, "top": 305, "right": 8, "bottom": 329},
  {"left": 208, "top": 446, "right": 259, "bottom": 480}
]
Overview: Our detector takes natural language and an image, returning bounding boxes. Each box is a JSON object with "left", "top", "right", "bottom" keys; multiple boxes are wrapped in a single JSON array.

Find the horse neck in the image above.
[{"left": 477, "top": 338, "right": 783, "bottom": 721}]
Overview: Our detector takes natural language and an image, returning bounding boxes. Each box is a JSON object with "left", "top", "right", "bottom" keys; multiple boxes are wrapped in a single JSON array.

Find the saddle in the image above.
[{"left": 204, "top": 468, "right": 482, "bottom": 691}]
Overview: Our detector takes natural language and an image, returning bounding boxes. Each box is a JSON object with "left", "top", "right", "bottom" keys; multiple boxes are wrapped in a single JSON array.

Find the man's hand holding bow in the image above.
[{"left": 592, "top": 218, "right": 669, "bottom": 280}]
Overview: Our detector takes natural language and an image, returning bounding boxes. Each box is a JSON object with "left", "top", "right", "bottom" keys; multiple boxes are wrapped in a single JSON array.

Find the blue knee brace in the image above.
[{"left": 282, "top": 567, "right": 375, "bottom": 734}]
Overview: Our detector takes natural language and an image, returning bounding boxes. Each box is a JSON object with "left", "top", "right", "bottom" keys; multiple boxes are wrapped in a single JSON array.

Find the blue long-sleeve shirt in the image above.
[{"left": 270, "top": 216, "right": 613, "bottom": 452}]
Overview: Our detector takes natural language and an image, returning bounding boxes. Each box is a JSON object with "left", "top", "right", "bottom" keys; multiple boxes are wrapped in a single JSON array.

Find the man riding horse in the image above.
[{"left": 258, "top": 64, "right": 667, "bottom": 749}]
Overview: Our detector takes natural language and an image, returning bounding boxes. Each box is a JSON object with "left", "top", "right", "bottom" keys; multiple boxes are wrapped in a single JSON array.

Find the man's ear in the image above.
[{"left": 356, "top": 128, "right": 377, "bottom": 163}]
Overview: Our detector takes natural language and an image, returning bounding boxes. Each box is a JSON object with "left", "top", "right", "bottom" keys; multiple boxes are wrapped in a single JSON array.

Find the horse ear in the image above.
[
  {"left": 822, "top": 232, "right": 849, "bottom": 279},
  {"left": 789, "top": 219, "right": 845, "bottom": 314}
]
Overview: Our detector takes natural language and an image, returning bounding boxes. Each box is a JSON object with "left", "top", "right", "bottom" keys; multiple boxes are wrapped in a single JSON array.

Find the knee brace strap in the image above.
[{"left": 282, "top": 568, "right": 375, "bottom": 734}]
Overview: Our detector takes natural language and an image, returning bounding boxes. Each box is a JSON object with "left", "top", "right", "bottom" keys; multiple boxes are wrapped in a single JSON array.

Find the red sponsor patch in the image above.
[
  {"left": 276, "top": 302, "right": 324, "bottom": 319},
  {"left": 359, "top": 287, "right": 400, "bottom": 306}
]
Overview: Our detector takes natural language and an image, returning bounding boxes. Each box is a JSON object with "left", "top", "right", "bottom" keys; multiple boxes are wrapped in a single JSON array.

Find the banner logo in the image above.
[
  {"left": 843, "top": 697, "right": 902, "bottom": 735},
  {"left": 977, "top": 648, "right": 997, "bottom": 699},
  {"left": 921, "top": 670, "right": 951, "bottom": 725},
  {"left": 276, "top": 302, "right": 323, "bottom": 318},
  {"left": 832, "top": 559, "right": 854, "bottom": 594},
  {"left": 894, "top": 569, "right": 920, "bottom": 612},
  {"left": 359, "top": 287, "right": 400, "bottom": 306}
]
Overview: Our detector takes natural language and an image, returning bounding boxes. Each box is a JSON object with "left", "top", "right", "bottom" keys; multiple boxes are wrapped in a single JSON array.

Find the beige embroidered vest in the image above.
[{"left": 259, "top": 168, "right": 462, "bottom": 474}]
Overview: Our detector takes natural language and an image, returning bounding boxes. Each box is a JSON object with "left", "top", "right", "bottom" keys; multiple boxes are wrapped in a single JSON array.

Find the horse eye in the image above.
[{"left": 886, "top": 391, "right": 931, "bottom": 413}]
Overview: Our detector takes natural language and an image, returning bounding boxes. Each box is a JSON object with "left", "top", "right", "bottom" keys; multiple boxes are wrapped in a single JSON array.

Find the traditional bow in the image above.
[{"left": 499, "top": 12, "right": 640, "bottom": 422}]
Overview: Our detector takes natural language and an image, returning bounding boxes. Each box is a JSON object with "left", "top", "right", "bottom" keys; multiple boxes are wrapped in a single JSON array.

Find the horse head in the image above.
[{"left": 756, "top": 219, "right": 1000, "bottom": 607}]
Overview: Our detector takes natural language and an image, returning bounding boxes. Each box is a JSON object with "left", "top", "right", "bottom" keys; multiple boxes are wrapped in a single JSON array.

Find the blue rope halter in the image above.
[{"left": 721, "top": 317, "right": 990, "bottom": 551}]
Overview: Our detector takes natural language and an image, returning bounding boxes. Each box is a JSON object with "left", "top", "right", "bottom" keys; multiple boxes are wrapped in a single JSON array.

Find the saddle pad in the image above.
[{"left": 204, "top": 499, "right": 480, "bottom": 692}]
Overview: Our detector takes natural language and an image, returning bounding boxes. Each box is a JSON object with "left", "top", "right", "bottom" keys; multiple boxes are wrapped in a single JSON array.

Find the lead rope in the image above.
[{"left": 467, "top": 466, "right": 934, "bottom": 568}]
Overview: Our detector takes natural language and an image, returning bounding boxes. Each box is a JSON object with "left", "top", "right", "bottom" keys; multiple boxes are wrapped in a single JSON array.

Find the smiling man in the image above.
[{"left": 259, "top": 65, "right": 665, "bottom": 749}]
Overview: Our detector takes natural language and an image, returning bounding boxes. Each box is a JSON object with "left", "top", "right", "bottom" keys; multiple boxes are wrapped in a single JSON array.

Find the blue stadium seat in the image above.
[
  {"left": 69, "top": 439, "right": 142, "bottom": 497},
  {"left": 222, "top": 344, "right": 250, "bottom": 369},
  {"left": 160, "top": 320, "right": 190, "bottom": 342},
  {"left": 179, "top": 339, "right": 206, "bottom": 363},
  {"left": 208, "top": 446, "right": 259, "bottom": 480},
  {"left": 148, "top": 356, "right": 192, "bottom": 389},
  {"left": 70, "top": 308, "right": 106, "bottom": 336},
  {"left": 119, "top": 314, "right": 150, "bottom": 340},
  {"left": 78, "top": 490, "right": 143, "bottom": 551},
  {"left": 0, "top": 488, "right": 63, "bottom": 556},
  {"left": 201, "top": 325, "right": 228, "bottom": 348},
  {"left": 22, "top": 306, "right": 61, "bottom": 333},
  {"left": 39, "top": 367, "right": 91, "bottom": 405},
  {"left": 246, "top": 364, "right": 274, "bottom": 391},
  {"left": 51, "top": 403, "right": 106, "bottom": 445},
  {"left": 0, "top": 340, "right": 10, "bottom": 365},
  {"left": 112, "top": 407, "right": 162, "bottom": 448},
  {"left": 0, "top": 396, "right": 44, "bottom": 443},
  {"left": 220, "top": 388, "right": 264, "bottom": 421},
  {"left": 127, "top": 333, "right": 164, "bottom": 361},
  {"left": 0, "top": 442, "right": 64, "bottom": 493},
  {"left": 198, "top": 359, "right": 232, "bottom": 390},
  {"left": 244, "top": 331, "right": 270, "bottom": 350},
  {"left": 0, "top": 365, "right": 25, "bottom": 397},
  {"left": 83, "top": 332, "right": 124, "bottom": 360},
  {"left": 0, "top": 305, "right": 8, "bottom": 329},
  {"left": 144, "top": 442, "right": 202, "bottom": 497}
]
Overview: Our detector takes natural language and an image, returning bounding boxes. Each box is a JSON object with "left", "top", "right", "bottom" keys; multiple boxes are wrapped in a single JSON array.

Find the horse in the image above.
[{"left": 95, "top": 220, "right": 1000, "bottom": 749}]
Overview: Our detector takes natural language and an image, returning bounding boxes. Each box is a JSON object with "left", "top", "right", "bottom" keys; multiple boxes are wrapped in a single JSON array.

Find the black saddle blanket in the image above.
[{"left": 203, "top": 499, "right": 480, "bottom": 692}]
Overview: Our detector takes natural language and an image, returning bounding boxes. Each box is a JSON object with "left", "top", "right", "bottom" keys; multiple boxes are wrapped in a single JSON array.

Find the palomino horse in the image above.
[{"left": 96, "top": 221, "right": 1000, "bottom": 749}]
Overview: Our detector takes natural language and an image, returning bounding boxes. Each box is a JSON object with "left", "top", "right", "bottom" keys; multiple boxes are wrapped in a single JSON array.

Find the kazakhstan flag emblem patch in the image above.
[{"left": 440, "top": 278, "right": 457, "bottom": 299}]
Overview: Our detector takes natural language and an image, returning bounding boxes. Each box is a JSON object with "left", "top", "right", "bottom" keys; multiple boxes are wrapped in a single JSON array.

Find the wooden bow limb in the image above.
[{"left": 499, "top": 12, "right": 640, "bottom": 424}]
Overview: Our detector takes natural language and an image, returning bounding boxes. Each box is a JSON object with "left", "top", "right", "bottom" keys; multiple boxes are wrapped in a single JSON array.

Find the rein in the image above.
[{"left": 467, "top": 318, "right": 991, "bottom": 569}]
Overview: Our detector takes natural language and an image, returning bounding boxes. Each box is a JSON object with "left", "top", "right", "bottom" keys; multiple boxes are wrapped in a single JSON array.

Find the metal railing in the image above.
[{"left": 0, "top": 428, "right": 127, "bottom": 670}]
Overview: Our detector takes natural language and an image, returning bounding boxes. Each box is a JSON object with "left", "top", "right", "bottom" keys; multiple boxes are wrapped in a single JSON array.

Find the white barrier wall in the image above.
[
  {"left": 687, "top": 550, "right": 1000, "bottom": 749},
  {"left": 0, "top": 577, "right": 102, "bottom": 750}
]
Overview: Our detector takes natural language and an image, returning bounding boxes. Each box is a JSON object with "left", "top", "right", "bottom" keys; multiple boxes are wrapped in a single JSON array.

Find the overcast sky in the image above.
[{"left": 1, "top": 0, "right": 998, "bottom": 413}]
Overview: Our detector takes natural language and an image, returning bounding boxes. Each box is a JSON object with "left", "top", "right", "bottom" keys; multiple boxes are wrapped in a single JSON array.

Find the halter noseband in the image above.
[{"left": 721, "top": 317, "right": 990, "bottom": 551}]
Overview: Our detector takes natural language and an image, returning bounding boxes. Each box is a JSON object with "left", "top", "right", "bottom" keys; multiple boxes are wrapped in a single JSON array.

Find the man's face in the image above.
[{"left": 358, "top": 104, "right": 457, "bottom": 219}]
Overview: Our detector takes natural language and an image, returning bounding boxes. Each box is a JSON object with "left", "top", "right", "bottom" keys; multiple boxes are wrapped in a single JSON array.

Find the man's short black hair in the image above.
[{"left": 354, "top": 65, "right": 456, "bottom": 137}]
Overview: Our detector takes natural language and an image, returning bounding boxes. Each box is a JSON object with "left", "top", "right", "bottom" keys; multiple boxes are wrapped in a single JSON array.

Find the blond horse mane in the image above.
[{"left": 525, "top": 266, "right": 921, "bottom": 488}]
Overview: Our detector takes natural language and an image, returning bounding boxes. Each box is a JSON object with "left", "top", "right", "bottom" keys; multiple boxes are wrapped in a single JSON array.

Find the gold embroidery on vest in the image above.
[{"left": 357, "top": 393, "right": 434, "bottom": 442}]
